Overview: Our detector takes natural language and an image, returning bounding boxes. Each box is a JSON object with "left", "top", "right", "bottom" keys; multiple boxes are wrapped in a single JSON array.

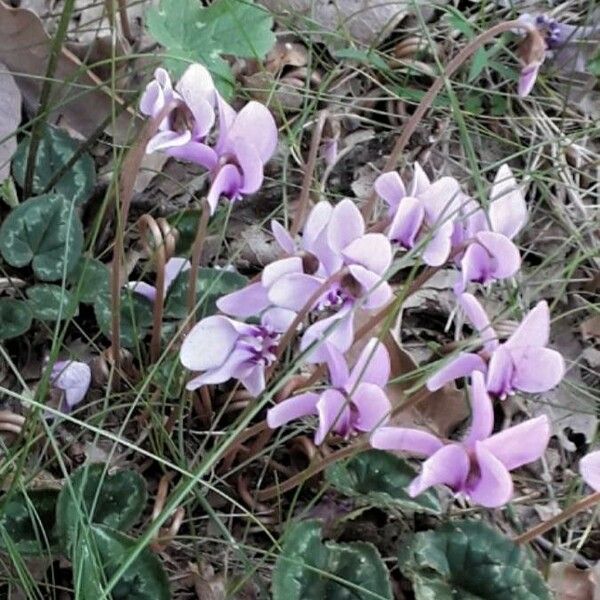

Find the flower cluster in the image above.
[{"left": 140, "top": 65, "right": 277, "bottom": 214}]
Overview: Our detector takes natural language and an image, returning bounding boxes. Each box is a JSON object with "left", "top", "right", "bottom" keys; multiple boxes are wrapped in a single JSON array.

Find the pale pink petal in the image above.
[
  {"left": 235, "top": 137, "right": 264, "bottom": 194},
  {"left": 185, "top": 347, "right": 250, "bottom": 389},
  {"left": 409, "top": 162, "right": 431, "bottom": 196},
  {"left": 463, "top": 371, "right": 494, "bottom": 447},
  {"left": 505, "top": 301, "right": 550, "bottom": 349},
  {"left": 374, "top": 171, "right": 405, "bottom": 213},
  {"left": 387, "top": 196, "right": 424, "bottom": 249},
  {"left": 408, "top": 444, "right": 470, "bottom": 497},
  {"left": 267, "top": 392, "right": 320, "bottom": 428},
  {"left": 315, "top": 389, "right": 351, "bottom": 444},
  {"left": 347, "top": 338, "right": 390, "bottom": 389},
  {"left": 301, "top": 309, "right": 355, "bottom": 362},
  {"left": 147, "top": 129, "right": 191, "bottom": 154},
  {"left": 421, "top": 221, "right": 454, "bottom": 267},
  {"left": 327, "top": 199, "right": 364, "bottom": 253},
  {"left": 206, "top": 164, "right": 242, "bottom": 214},
  {"left": 481, "top": 415, "right": 550, "bottom": 471},
  {"left": 304, "top": 201, "right": 333, "bottom": 249},
  {"left": 486, "top": 345, "right": 514, "bottom": 398},
  {"left": 271, "top": 220, "right": 295, "bottom": 254},
  {"left": 518, "top": 62, "right": 541, "bottom": 98},
  {"left": 267, "top": 273, "right": 323, "bottom": 311},
  {"left": 239, "top": 364, "right": 266, "bottom": 397},
  {"left": 426, "top": 352, "right": 487, "bottom": 391},
  {"left": 261, "top": 307, "right": 296, "bottom": 332},
  {"left": 164, "top": 257, "right": 191, "bottom": 292},
  {"left": 51, "top": 361, "right": 91, "bottom": 408},
  {"left": 351, "top": 382, "right": 391, "bottom": 432},
  {"left": 468, "top": 443, "right": 514, "bottom": 508},
  {"left": 459, "top": 293, "right": 498, "bottom": 352},
  {"left": 175, "top": 63, "right": 216, "bottom": 137},
  {"left": 419, "top": 176, "right": 462, "bottom": 222},
  {"left": 180, "top": 316, "right": 239, "bottom": 371},
  {"left": 456, "top": 242, "right": 491, "bottom": 291},
  {"left": 370, "top": 426, "right": 443, "bottom": 457},
  {"left": 580, "top": 451, "right": 600, "bottom": 491},
  {"left": 262, "top": 257, "right": 303, "bottom": 288},
  {"left": 347, "top": 265, "right": 392, "bottom": 310},
  {"left": 217, "top": 282, "right": 270, "bottom": 318},
  {"left": 489, "top": 164, "right": 527, "bottom": 239},
  {"left": 126, "top": 281, "right": 157, "bottom": 303},
  {"left": 167, "top": 142, "right": 218, "bottom": 169},
  {"left": 322, "top": 345, "right": 350, "bottom": 388},
  {"left": 224, "top": 101, "right": 277, "bottom": 163},
  {"left": 140, "top": 80, "right": 164, "bottom": 117},
  {"left": 509, "top": 347, "right": 565, "bottom": 393},
  {"left": 475, "top": 231, "right": 521, "bottom": 279},
  {"left": 215, "top": 94, "right": 237, "bottom": 152},
  {"left": 342, "top": 233, "right": 392, "bottom": 275}
]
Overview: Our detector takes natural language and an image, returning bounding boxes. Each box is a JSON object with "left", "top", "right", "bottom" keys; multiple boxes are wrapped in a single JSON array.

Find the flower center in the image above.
[
  {"left": 171, "top": 105, "right": 195, "bottom": 134},
  {"left": 240, "top": 326, "right": 280, "bottom": 366},
  {"left": 535, "top": 15, "right": 563, "bottom": 48}
]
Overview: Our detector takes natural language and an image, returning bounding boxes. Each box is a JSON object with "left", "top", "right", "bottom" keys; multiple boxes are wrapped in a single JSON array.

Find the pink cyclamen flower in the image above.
[
  {"left": 140, "top": 65, "right": 217, "bottom": 164},
  {"left": 51, "top": 360, "right": 92, "bottom": 410},
  {"left": 427, "top": 293, "right": 565, "bottom": 398},
  {"left": 580, "top": 450, "right": 600, "bottom": 491},
  {"left": 127, "top": 257, "right": 191, "bottom": 303},
  {"left": 267, "top": 339, "right": 391, "bottom": 444},
  {"left": 205, "top": 96, "right": 278, "bottom": 214},
  {"left": 452, "top": 164, "right": 527, "bottom": 293},
  {"left": 180, "top": 309, "right": 289, "bottom": 396},
  {"left": 374, "top": 163, "right": 462, "bottom": 267},
  {"left": 372, "top": 371, "right": 551, "bottom": 507}
]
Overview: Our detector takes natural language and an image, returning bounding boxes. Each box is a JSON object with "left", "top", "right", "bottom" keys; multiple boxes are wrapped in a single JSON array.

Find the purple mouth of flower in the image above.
[
  {"left": 535, "top": 15, "right": 563, "bottom": 48},
  {"left": 170, "top": 104, "right": 195, "bottom": 133},
  {"left": 316, "top": 284, "right": 351, "bottom": 312},
  {"left": 239, "top": 326, "right": 280, "bottom": 366}
]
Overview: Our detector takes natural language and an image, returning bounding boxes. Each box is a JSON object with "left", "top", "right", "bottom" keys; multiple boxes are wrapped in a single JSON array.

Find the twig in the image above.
[
  {"left": 117, "top": 0, "right": 133, "bottom": 43},
  {"left": 185, "top": 201, "right": 211, "bottom": 327}
]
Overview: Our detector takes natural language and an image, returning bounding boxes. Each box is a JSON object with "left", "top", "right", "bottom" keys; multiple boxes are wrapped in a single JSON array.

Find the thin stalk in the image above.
[
  {"left": 23, "top": 0, "right": 77, "bottom": 198},
  {"left": 514, "top": 491, "right": 600, "bottom": 545},
  {"left": 185, "top": 200, "right": 211, "bottom": 327},
  {"left": 361, "top": 19, "right": 532, "bottom": 220}
]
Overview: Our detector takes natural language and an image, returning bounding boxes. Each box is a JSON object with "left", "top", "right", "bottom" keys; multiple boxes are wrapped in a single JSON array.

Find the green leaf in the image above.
[
  {"left": 0, "top": 194, "right": 84, "bottom": 281},
  {"left": 398, "top": 520, "right": 551, "bottom": 600},
  {"left": 13, "top": 126, "right": 96, "bottom": 205},
  {"left": 164, "top": 267, "right": 247, "bottom": 319},
  {"left": 273, "top": 520, "right": 392, "bottom": 600},
  {"left": 326, "top": 450, "right": 440, "bottom": 514},
  {"left": 334, "top": 48, "right": 390, "bottom": 73},
  {"left": 147, "top": 0, "right": 275, "bottom": 96},
  {"left": 468, "top": 48, "right": 488, "bottom": 81},
  {"left": 27, "top": 285, "right": 79, "bottom": 321},
  {"left": 56, "top": 464, "right": 146, "bottom": 551},
  {"left": 69, "top": 257, "right": 110, "bottom": 304},
  {"left": 94, "top": 291, "right": 154, "bottom": 349},
  {"left": 0, "top": 299, "right": 32, "bottom": 340},
  {"left": 0, "top": 490, "right": 60, "bottom": 555},
  {"left": 588, "top": 50, "right": 600, "bottom": 76},
  {"left": 75, "top": 525, "right": 170, "bottom": 600}
]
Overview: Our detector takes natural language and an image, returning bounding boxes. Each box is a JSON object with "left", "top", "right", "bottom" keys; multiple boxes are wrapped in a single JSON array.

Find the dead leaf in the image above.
[
  {"left": 0, "top": 1, "right": 136, "bottom": 141},
  {"left": 548, "top": 562, "right": 600, "bottom": 600},
  {"left": 0, "top": 63, "right": 21, "bottom": 180},
  {"left": 581, "top": 315, "right": 600, "bottom": 342}
]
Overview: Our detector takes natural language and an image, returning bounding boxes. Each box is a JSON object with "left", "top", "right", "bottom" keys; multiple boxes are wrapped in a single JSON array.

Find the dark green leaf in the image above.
[
  {"left": 0, "top": 194, "right": 84, "bottom": 281},
  {"left": 398, "top": 520, "right": 551, "bottom": 600},
  {"left": 272, "top": 520, "right": 392, "bottom": 600},
  {"left": 69, "top": 257, "right": 110, "bottom": 304},
  {"left": 76, "top": 525, "right": 170, "bottom": 600},
  {"left": 0, "top": 298, "right": 32, "bottom": 340},
  {"left": 326, "top": 450, "right": 440, "bottom": 514},
  {"left": 147, "top": 0, "right": 275, "bottom": 96},
  {"left": 468, "top": 48, "right": 488, "bottom": 81},
  {"left": 94, "top": 291, "right": 153, "bottom": 349},
  {"left": 13, "top": 126, "right": 96, "bottom": 205},
  {"left": 164, "top": 267, "right": 247, "bottom": 320},
  {"left": 0, "top": 490, "right": 60, "bottom": 555},
  {"left": 56, "top": 464, "right": 146, "bottom": 551},
  {"left": 27, "top": 285, "right": 79, "bottom": 321}
]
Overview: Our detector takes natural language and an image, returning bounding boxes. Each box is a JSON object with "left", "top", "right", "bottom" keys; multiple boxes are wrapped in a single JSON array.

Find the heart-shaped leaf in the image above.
[
  {"left": 0, "top": 298, "right": 32, "bottom": 339},
  {"left": 398, "top": 520, "right": 551, "bottom": 600},
  {"left": 164, "top": 267, "right": 247, "bottom": 320},
  {"left": 27, "top": 284, "right": 79, "bottom": 321},
  {"left": 272, "top": 520, "right": 392, "bottom": 600},
  {"left": 0, "top": 489, "right": 60, "bottom": 555},
  {"left": 69, "top": 257, "right": 110, "bottom": 304},
  {"left": 56, "top": 464, "right": 146, "bottom": 550},
  {"left": 326, "top": 450, "right": 441, "bottom": 514},
  {"left": 12, "top": 125, "right": 96, "bottom": 205},
  {"left": 0, "top": 194, "right": 84, "bottom": 281},
  {"left": 94, "top": 291, "right": 153, "bottom": 349},
  {"left": 74, "top": 525, "right": 170, "bottom": 600}
]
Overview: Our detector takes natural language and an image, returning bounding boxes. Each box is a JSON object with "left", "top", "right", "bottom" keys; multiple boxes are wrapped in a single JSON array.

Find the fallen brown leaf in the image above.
[
  {"left": 549, "top": 562, "right": 600, "bottom": 600},
  {"left": 0, "top": 63, "right": 21, "bottom": 180},
  {"left": 581, "top": 315, "right": 600, "bottom": 342}
]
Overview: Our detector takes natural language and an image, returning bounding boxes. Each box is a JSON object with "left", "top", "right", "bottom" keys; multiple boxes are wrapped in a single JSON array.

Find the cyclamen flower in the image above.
[
  {"left": 372, "top": 371, "right": 551, "bottom": 507},
  {"left": 267, "top": 339, "right": 391, "bottom": 444},
  {"left": 452, "top": 164, "right": 527, "bottom": 293},
  {"left": 180, "top": 310, "right": 289, "bottom": 396},
  {"left": 140, "top": 65, "right": 217, "bottom": 163},
  {"left": 374, "top": 164, "right": 462, "bottom": 267},
  {"left": 205, "top": 96, "right": 278, "bottom": 214},
  {"left": 50, "top": 361, "right": 92, "bottom": 411},
  {"left": 580, "top": 450, "right": 600, "bottom": 491},
  {"left": 127, "top": 257, "right": 191, "bottom": 303},
  {"left": 427, "top": 293, "right": 565, "bottom": 398}
]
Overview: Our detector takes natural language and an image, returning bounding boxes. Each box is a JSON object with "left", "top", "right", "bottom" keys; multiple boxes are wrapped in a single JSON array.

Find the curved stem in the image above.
[
  {"left": 362, "top": 19, "right": 528, "bottom": 220},
  {"left": 514, "top": 491, "right": 600, "bottom": 545}
]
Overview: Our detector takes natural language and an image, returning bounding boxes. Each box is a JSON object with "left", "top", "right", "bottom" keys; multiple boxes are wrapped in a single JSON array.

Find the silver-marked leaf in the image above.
[
  {"left": 0, "top": 194, "right": 83, "bottom": 281},
  {"left": 27, "top": 284, "right": 79, "bottom": 321},
  {"left": 0, "top": 298, "right": 32, "bottom": 339},
  {"left": 69, "top": 257, "right": 110, "bottom": 304},
  {"left": 12, "top": 125, "right": 96, "bottom": 205},
  {"left": 326, "top": 450, "right": 440, "bottom": 514}
]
